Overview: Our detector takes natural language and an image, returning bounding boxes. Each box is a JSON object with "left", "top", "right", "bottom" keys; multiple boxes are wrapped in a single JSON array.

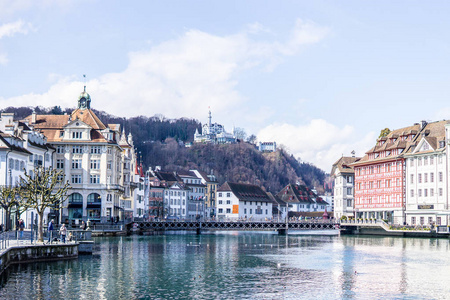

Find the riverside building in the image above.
[
  {"left": 351, "top": 124, "right": 420, "bottom": 224},
  {"left": 331, "top": 154, "right": 360, "bottom": 219},
  {"left": 216, "top": 182, "right": 273, "bottom": 221},
  {"left": 24, "top": 87, "right": 138, "bottom": 225},
  {"left": 404, "top": 121, "right": 449, "bottom": 226}
]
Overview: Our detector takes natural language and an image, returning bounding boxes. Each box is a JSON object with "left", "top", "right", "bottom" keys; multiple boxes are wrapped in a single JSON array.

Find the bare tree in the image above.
[
  {"left": 18, "top": 166, "right": 70, "bottom": 242},
  {"left": 0, "top": 185, "right": 20, "bottom": 231}
]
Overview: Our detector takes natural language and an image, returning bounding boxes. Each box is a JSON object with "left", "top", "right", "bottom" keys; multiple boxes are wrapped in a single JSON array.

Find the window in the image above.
[
  {"left": 249, "top": 209, "right": 252, "bottom": 214},
  {"left": 57, "top": 145, "right": 65, "bottom": 153},
  {"left": 347, "top": 199, "right": 352, "bottom": 207},
  {"left": 430, "top": 173, "right": 434, "bottom": 183},
  {"left": 439, "top": 188, "right": 443, "bottom": 196},
  {"left": 418, "top": 174, "right": 422, "bottom": 183},
  {"left": 90, "top": 159, "right": 100, "bottom": 169},
  {"left": 226, "top": 208, "right": 231, "bottom": 214},
  {"left": 418, "top": 158, "right": 422, "bottom": 166},
  {"left": 218, "top": 208, "right": 223, "bottom": 213},
  {"left": 424, "top": 189, "right": 428, "bottom": 197},
  {"left": 91, "top": 146, "right": 101, "bottom": 154},
  {"left": 430, "top": 156, "right": 434, "bottom": 165},
  {"left": 226, "top": 193, "right": 231, "bottom": 197},
  {"left": 418, "top": 189, "right": 422, "bottom": 197},
  {"left": 72, "top": 131, "right": 82, "bottom": 139},
  {"left": 347, "top": 176, "right": 352, "bottom": 183},
  {"left": 428, "top": 217, "right": 433, "bottom": 225},
  {"left": 410, "top": 174, "right": 414, "bottom": 184},
  {"left": 107, "top": 148, "right": 112, "bottom": 154},
  {"left": 244, "top": 208, "right": 247, "bottom": 214},
  {"left": 107, "top": 160, "right": 112, "bottom": 170},
  {"left": 226, "top": 200, "right": 231, "bottom": 204},
  {"left": 56, "top": 159, "right": 64, "bottom": 169},
  {"left": 218, "top": 193, "right": 222, "bottom": 197},
  {"left": 218, "top": 200, "right": 223, "bottom": 204},
  {"left": 420, "top": 217, "right": 424, "bottom": 225},
  {"left": 90, "top": 175, "right": 100, "bottom": 184},
  {"left": 72, "top": 146, "right": 82, "bottom": 154},
  {"left": 72, "top": 159, "right": 81, "bottom": 169},
  {"left": 71, "top": 174, "right": 82, "bottom": 184},
  {"left": 430, "top": 188, "right": 434, "bottom": 197},
  {"left": 87, "top": 193, "right": 101, "bottom": 203},
  {"left": 437, "top": 217, "right": 441, "bottom": 226},
  {"left": 45, "top": 154, "right": 50, "bottom": 162},
  {"left": 410, "top": 189, "right": 414, "bottom": 197},
  {"left": 424, "top": 157, "right": 428, "bottom": 166},
  {"left": 411, "top": 217, "right": 416, "bottom": 225},
  {"left": 347, "top": 188, "right": 352, "bottom": 195},
  {"left": 424, "top": 173, "right": 428, "bottom": 183},
  {"left": 439, "top": 172, "right": 443, "bottom": 182},
  {"left": 69, "top": 193, "right": 83, "bottom": 203},
  {"left": 410, "top": 159, "right": 414, "bottom": 167}
]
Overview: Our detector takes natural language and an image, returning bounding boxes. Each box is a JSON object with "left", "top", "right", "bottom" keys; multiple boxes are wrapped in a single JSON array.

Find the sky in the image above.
[{"left": 1, "top": 0, "right": 450, "bottom": 172}]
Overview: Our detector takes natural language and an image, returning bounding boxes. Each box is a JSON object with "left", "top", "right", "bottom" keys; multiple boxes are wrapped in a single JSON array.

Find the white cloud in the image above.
[
  {"left": 0, "top": 53, "right": 7, "bottom": 64},
  {"left": 0, "top": 19, "right": 328, "bottom": 126},
  {"left": 257, "top": 119, "right": 375, "bottom": 171},
  {"left": 0, "top": 19, "right": 33, "bottom": 39}
]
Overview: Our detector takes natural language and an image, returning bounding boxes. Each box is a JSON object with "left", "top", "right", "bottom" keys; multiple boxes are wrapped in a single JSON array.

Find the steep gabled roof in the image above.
[
  {"left": 276, "top": 183, "right": 316, "bottom": 204},
  {"left": 218, "top": 182, "right": 272, "bottom": 202},
  {"left": 71, "top": 108, "right": 106, "bottom": 130},
  {"left": 331, "top": 156, "right": 361, "bottom": 176}
]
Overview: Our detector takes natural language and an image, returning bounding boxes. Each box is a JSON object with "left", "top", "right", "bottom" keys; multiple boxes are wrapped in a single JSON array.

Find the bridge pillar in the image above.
[
  {"left": 196, "top": 228, "right": 201, "bottom": 235},
  {"left": 278, "top": 228, "right": 287, "bottom": 235}
]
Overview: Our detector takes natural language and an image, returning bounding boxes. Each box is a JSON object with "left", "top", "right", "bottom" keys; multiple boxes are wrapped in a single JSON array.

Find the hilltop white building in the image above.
[{"left": 194, "top": 110, "right": 236, "bottom": 144}]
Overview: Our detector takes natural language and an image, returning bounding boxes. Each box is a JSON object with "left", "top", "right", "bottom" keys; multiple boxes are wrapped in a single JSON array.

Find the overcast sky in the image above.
[{"left": 1, "top": 0, "right": 450, "bottom": 171}]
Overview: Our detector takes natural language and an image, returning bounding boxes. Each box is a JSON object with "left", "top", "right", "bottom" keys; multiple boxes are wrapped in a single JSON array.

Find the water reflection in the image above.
[{"left": 1, "top": 232, "right": 450, "bottom": 299}]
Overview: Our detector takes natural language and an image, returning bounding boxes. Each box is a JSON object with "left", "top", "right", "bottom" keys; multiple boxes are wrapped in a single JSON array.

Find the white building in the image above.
[
  {"left": 178, "top": 170, "right": 206, "bottom": 220},
  {"left": 216, "top": 182, "right": 273, "bottom": 221},
  {"left": 194, "top": 110, "right": 236, "bottom": 144},
  {"left": 404, "top": 121, "right": 449, "bottom": 226},
  {"left": 24, "top": 87, "right": 135, "bottom": 225},
  {"left": 0, "top": 113, "right": 55, "bottom": 229},
  {"left": 258, "top": 142, "right": 277, "bottom": 152},
  {"left": 331, "top": 156, "right": 360, "bottom": 219},
  {"left": 164, "top": 181, "right": 189, "bottom": 220}
]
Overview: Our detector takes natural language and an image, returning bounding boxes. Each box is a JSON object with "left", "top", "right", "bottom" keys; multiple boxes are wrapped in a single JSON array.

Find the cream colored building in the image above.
[{"left": 24, "top": 88, "right": 137, "bottom": 225}]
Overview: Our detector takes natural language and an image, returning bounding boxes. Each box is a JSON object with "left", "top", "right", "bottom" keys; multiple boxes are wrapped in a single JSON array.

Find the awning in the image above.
[
  {"left": 68, "top": 203, "right": 83, "bottom": 208},
  {"left": 87, "top": 203, "right": 101, "bottom": 208}
]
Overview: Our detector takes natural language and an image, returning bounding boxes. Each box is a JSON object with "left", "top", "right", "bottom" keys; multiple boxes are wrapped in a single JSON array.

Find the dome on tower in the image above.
[{"left": 78, "top": 91, "right": 91, "bottom": 101}]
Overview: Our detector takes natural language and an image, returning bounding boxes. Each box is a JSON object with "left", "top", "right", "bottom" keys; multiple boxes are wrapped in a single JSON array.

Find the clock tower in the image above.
[{"left": 78, "top": 86, "right": 91, "bottom": 109}]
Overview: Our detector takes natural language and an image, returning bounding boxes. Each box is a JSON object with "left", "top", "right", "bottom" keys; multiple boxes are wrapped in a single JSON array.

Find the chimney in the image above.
[{"left": 421, "top": 120, "right": 427, "bottom": 129}]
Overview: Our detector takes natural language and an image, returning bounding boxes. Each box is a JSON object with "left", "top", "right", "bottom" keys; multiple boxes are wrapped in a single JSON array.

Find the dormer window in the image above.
[{"left": 72, "top": 131, "right": 82, "bottom": 139}]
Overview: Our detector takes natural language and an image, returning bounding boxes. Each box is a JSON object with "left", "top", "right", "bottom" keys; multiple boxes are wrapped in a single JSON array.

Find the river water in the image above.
[{"left": 1, "top": 231, "right": 450, "bottom": 299}]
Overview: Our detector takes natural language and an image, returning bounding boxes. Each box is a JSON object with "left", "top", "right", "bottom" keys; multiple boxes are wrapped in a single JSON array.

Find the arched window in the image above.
[
  {"left": 69, "top": 193, "right": 83, "bottom": 203},
  {"left": 20, "top": 161, "right": 25, "bottom": 170},
  {"left": 15, "top": 160, "right": 19, "bottom": 170},
  {"left": 8, "top": 158, "right": 13, "bottom": 169},
  {"left": 87, "top": 193, "right": 101, "bottom": 203}
]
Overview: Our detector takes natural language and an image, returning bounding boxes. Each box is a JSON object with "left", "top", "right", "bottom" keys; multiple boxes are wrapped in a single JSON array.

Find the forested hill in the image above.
[
  {"left": 143, "top": 139, "right": 326, "bottom": 193},
  {"left": 1, "top": 106, "right": 327, "bottom": 193}
]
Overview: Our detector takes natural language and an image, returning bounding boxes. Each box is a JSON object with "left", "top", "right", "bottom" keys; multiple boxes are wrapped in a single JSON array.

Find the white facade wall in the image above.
[
  {"left": 239, "top": 200, "right": 272, "bottom": 221},
  {"left": 405, "top": 141, "right": 448, "bottom": 226},
  {"left": 164, "top": 185, "right": 188, "bottom": 219},
  {"left": 216, "top": 191, "right": 239, "bottom": 220},
  {"left": 333, "top": 174, "right": 355, "bottom": 219}
]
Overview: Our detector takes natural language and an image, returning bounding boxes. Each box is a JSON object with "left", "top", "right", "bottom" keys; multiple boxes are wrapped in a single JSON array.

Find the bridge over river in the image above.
[{"left": 128, "top": 220, "right": 339, "bottom": 235}]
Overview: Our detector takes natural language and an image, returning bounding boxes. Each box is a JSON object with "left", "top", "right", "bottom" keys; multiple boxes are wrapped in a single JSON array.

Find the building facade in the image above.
[
  {"left": 331, "top": 156, "right": 360, "bottom": 219},
  {"left": 352, "top": 124, "right": 421, "bottom": 224},
  {"left": 24, "top": 88, "right": 138, "bottom": 225},
  {"left": 404, "top": 121, "right": 449, "bottom": 226},
  {"left": 216, "top": 182, "right": 273, "bottom": 221}
]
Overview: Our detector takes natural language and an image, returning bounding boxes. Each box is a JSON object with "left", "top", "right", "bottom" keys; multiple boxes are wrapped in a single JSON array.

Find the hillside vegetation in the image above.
[{"left": 1, "top": 106, "right": 326, "bottom": 193}]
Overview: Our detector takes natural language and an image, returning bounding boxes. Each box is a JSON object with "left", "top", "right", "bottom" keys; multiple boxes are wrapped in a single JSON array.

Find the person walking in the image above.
[
  {"left": 19, "top": 219, "right": 25, "bottom": 238},
  {"left": 59, "top": 224, "right": 67, "bottom": 243},
  {"left": 47, "top": 219, "right": 54, "bottom": 244}
]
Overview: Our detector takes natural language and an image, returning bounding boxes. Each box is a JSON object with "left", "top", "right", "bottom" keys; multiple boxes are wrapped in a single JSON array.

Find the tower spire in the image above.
[{"left": 83, "top": 74, "right": 86, "bottom": 92}]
